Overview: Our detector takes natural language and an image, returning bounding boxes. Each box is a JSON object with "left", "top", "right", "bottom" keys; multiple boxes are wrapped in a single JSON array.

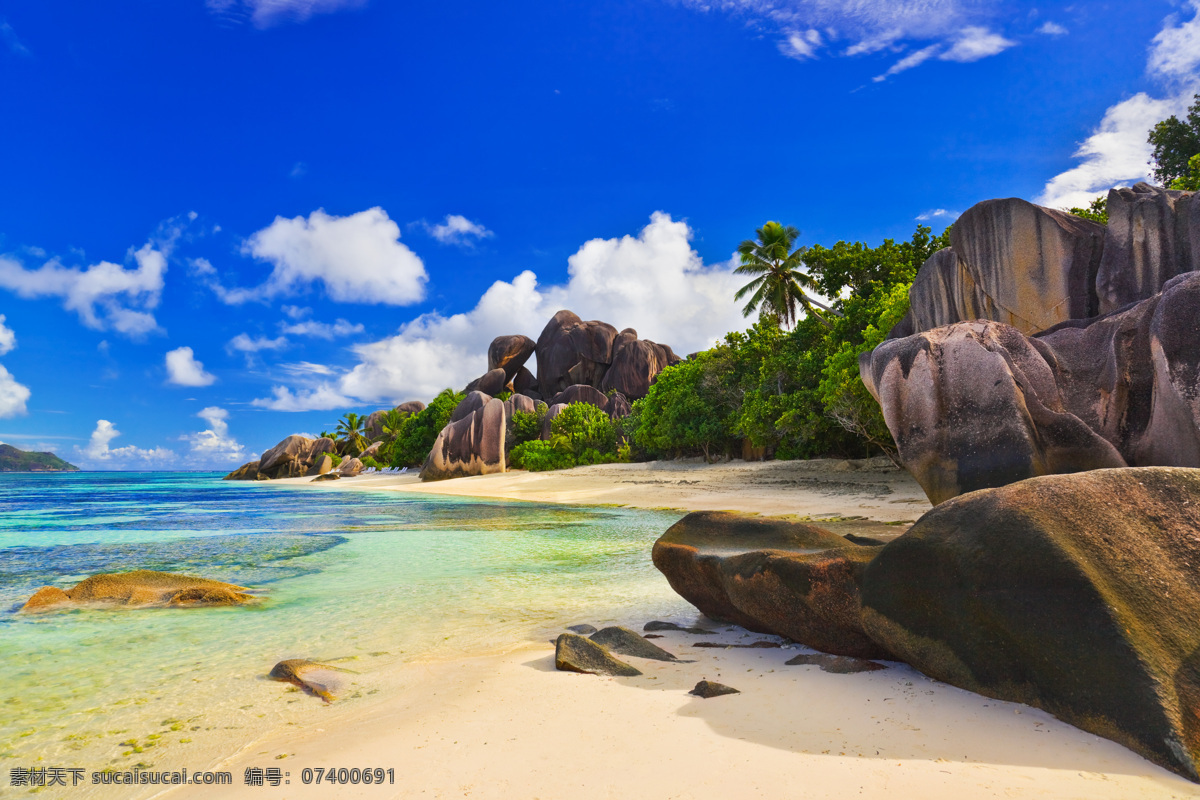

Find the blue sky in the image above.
[{"left": 0, "top": 0, "right": 1196, "bottom": 469}]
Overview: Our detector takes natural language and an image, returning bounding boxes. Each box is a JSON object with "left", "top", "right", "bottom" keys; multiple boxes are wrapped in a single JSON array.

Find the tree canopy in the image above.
[
  {"left": 1149, "top": 93, "right": 1200, "bottom": 186},
  {"left": 734, "top": 222, "right": 838, "bottom": 329}
]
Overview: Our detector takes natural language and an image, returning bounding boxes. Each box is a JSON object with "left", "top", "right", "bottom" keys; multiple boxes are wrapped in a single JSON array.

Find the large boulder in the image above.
[
  {"left": 1097, "top": 182, "right": 1200, "bottom": 314},
  {"left": 257, "top": 436, "right": 337, "bottom": 480},
  {"left": 397, "top": 400, "right": 426, "bottom": 415},
  {"left": 605, "top": 392, "right": 632, "bottom": 420},
  {"left": 224, "top": 460, "right": 260, "bottom": 481},
  {"left": 512, "top": 365, "right": 538, "bottom": 396},
  {"left": 421, "top": 397, "right": 509, "bottom": 480},
  {"left": 862, "top": 273, "right": 1200, "bottom": 504},
  {"left": 338, "top": 457, "right": 364, "bottom": 477},
  {"left": 466, "top": 368, "right": 509, "bottom": 396},
  {"left": 652, "top": 512, "right": 887, "bottom": 658},
  {"left": 507, "top": 393, "right": 537, "bottom": 415},
  {"left": 540, "top": 403, "right": 567, "bottom": 440},
  {"left": 21, "top": 570, "right": 256, "bottom": 611},
  {"left": 902, "top": 199, "right": 1106, "bottom": 337},
  {"left": 450, "top": 390, "right": 492, "bottom": 423},
  {"left": 535, "top": 310, "right": 618, "bottom": 396},
  {"left": 600, "top": 328, "right": 681, "bottom": 400},
  {"left": 487, "top": 335, "right": 536, "bottom": 381},
  {"left": 861, "top": 467, "right": 1200, "bottom": 782},
  {"left": 860, "top": 320, "right": 1125, "bottom": 505},
  {"left": 548, "top": 384, "right": 609, "bottom": 409}
]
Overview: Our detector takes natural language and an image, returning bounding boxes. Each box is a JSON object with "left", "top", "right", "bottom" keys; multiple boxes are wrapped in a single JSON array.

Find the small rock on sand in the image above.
[
  {"left": 689, "top": 680, "right": 740, "bottom": 698},
  {"left": 554, "top": 633, "right": 642, "bottom": 677},
  {"left": 589, "top": 626, "right": 680, "bottom": 662},
  {"left": 784, "top": 653, "right": 887, "bottom": 673},
  {"left": 268, "top": 659, "right": 349, "bottom": 703},
  {"left": 693, "top": 641, "right": 781, "bottom": 649},
  {"left": 644, "top": 620, "right": 716, "bottom": 634}
]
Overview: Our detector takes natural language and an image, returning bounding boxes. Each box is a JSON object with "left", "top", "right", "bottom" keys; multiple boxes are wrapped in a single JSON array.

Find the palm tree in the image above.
[
  {"left": 734, "top": 221, "right": 841, "bottom": 329},
  {"left": 335, "top": 412, "right": 367, "bottom": 456}
]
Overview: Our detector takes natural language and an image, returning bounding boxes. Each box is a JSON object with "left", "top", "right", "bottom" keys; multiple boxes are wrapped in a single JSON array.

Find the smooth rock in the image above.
[
  {"left": 643, "top": 620, "right": 715, "bottom": 634},
  {"left": 421, "top": 397, "right": 509, "bottom": 480},
  {"left": 21, "top": 570, "right": 256, "bottom": 611},
  {"left": 312, "top": 472, "right": 341, "bottom": 481},
  {"left": 540, "top": 403, "right": 567, "bottom": 441},
  {"left": 589, "top": 626, "right": 680, "bottom": 662},
  {"left": 338, "top": 457, "right": 364, "bottom": 477},
  {"left": 689, "top": 680, "right": 739, "bottom": 698},
  {"left": 308, "top": 454, "right": 333, "bottom": 476},
  {"left": 451, "top": 391, "right": 492, "bottom": 423},
  {"left": 224, "top": 460, "right": 260, "bottom": 481},
  {"left": 535, "top": 310, "right": 618, "bottom": 397},
  {"left": 268, "top": 659, "right": 349, "bottom": 703},
  {"left": 256, "top": 435, "right": 337, "bottom": 480},
  {"left": 566, "top": 624, "right": 598, "bottom": 635},
  {"left": 600, "top": 330, "right": 681, "bottom": 400},
  {"left": 554, "top": 633, "right": 642, "bottom": 677},
  {"left": 548, "top": 384, "right": 610, "bottom": 410},
  {"left": 605, "top": 392, "right": 632, "bottom": 420},
  {"left": 21, "top": 586, "right": 70, "bottom": 611},
  {"left": 487, "top": 335, "right": 536, "bottom": 380},
  {"left": 784, "top": 653, "right": 886, "bottom": 673},
  {"left": 862, "top": 467, "right": 1200, "bottom": 782},
  {"left": 512, "top": 365, "right": 538, "bottom": 396}
]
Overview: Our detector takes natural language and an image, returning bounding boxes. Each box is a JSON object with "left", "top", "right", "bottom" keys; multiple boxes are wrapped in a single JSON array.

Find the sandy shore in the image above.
[{"left": 168, "top": 460, "right": 1199, "bottom": 799}]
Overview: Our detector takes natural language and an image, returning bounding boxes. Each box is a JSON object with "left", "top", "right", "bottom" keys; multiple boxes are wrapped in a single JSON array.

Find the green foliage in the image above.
[
  {"left": 1149, "top": 93, "right": 1200, "bottom": 186},
  {"left": 380, "top": 389, "right": 466, "bottom": 468},
  {"left": 1170, "top": 153, "right": 1200, "bottom": 191},
  {"left": 550, "top": 402, "right": 617, "bottom": 457},
  {"left": 631, "top": 349, "right": 743, "bottom": 462},
  {"left": 359, "top": 455, "right": 384, "bottom": 470},
  {"left": 509, "top": 440, "right": 577, "bottom": 471},
  {"left": 335, "top": 412, "right": 367, "bottom": 456},
  {"left": 0, "top": 443, "right": 79, "bottom": 472},
  {"left": 735, "top": 221, "right": 838, "bottom": 329},
  {"left": 328, "top": 453, "right": 343, "bottom": 468},
  {"left": 1067, "top": 195, "right": 1109, "bottom": 225},
  {"left": 511, "top": 409, "right": 543, "bottom": 447}
]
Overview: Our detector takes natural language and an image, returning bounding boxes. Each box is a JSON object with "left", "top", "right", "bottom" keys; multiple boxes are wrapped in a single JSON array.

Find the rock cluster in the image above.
[
  {"left": 862, "top": 183, "right": 1200, "bottom": 504},
  {"left": 225, "top": 434, "right": 338, "bottom": 481},
  {"left": 654, "top": 470, "right": 1200, "bottom": 781}
]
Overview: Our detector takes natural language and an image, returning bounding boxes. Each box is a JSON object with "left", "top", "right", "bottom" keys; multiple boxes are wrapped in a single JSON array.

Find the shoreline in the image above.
[{"left": 158, "top": 460, "right": 1200, "bottom": 799}]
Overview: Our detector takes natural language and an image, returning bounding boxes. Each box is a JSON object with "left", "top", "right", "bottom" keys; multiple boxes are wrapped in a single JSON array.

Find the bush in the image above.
[
  {"left": 550, "top": 403, "right": 617, "bottom": 457},
  {"left": 510, "top": 440, "right": 576, "bottom": 471},
  {"left": 511, "top": 409, "right": 543, "bottom": 447},
  {"left": 382, "top": 389, "right": 465, "bottom": 468}
]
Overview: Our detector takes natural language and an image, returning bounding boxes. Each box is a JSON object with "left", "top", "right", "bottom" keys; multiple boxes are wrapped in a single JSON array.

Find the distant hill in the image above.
[{"left": 0, "top": 443, "right": 79, "bottom": 472}]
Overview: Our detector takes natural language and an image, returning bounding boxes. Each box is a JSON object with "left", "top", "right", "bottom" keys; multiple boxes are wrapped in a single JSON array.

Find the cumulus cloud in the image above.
[
  {"left": 206, "top": 0, "right": 366, "bottom": 28},
  {"left": 0, "top": 365, "right": 30, "bottom": 418},
  {"left": 0, "top": 241, "right": 168, "bottom": 336},
  {"left": 77, "top": 420, "right": 175, "bottom": 468},
  {"left": 1038, "top": 3, "right": 1200, "bottom": 209},
  {"left": 182, "top": 406, "right": 246, "bottom": 465},
  {"left": 0, "top": 315, "right": 16, "bottom": 356},
  {"left": 279, "top": 318, "right": 364, "bottom": 339},
  {"left": 424, "top": 214, "right": 495, "bottom": 247},
  {"left": 165, "top": 346, "right": 217, "bottom": 387},
  {"left": 209, "top": 208, "right": 428, "bottom": 306},
  {"left": 255, "top": 212, "right": 747, "bottom": 410},
  {"left": 227, "top": 333, "right": 289, "bottom": 355},
  {"left": 779, "top": 29, "right": 823, "bottom": 60}
]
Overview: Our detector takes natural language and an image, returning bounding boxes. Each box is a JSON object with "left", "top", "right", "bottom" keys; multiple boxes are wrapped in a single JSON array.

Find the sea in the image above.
[{"left": 0, "top": 472, "right": 689, "bottom": 793}]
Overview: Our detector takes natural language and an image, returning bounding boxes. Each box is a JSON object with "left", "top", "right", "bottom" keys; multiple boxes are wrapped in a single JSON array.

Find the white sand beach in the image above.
[{"left": 161, "top": 461, "right": 1200, "bottom": 800}]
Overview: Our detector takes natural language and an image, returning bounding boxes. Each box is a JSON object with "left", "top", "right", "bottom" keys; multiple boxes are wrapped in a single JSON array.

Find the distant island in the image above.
[{"left": 0, "top": 444, "right": 79, "bottom": 472}]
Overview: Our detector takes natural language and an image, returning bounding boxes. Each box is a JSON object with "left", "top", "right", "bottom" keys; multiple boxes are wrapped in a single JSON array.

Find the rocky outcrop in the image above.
[
  {"left": 21, "top": 570, "right": 256, "bottom": 611},
  {"left": 451, "top": 391, "right": 491, "bottom": 423},
  {"left": 307, "top": 454, "right": 334, "bottom": 476},
  {"left": 651, "top": 512, "right": 887, "bottom": 658},
  {"left": 536, "top": 311, "right": 619, "bottom": 396},
  {"left": 224, "top": 460, "right": 259, "bottom": 481},
  {"left": 488, "top": 334, "right": 536, "bottom": 381},
  {"left": 861, "top": 468, "right": 1200, "bottom": 782},
  {"left": 548, "top": 384, "right": 609, "bottom": 409},
  {"left": 421, "top": 395, "right": 509, "bottom": 480},
  {"left": 247, "top": 435, "right": 337, "bottom": 480},
  {"left": 507, "top": 393, "right": 537, "bottom": 415},
  {"left": 605, "top": 392, "right": 632, "bottom": 420},
  {"left": 862, "top": 273, "right": 1200, "bottom": 504},
  {"left": 588, "top": 626, "right": 680, "bottom": 662},
  {"left": 540, "top": 403, "right": 567, "bottom": 440},
  {"left": 1097, "top": 183, "right": 1200, "bottom": 313},
  {"left": 512, "top": 366, "right": 538, "bottom": 397},
  {"left": 466, "top": 367, "right": 508, "bottom": 396},
  {"left": 600, "top": 328, "right": 682, "bottom": 399},
  {"left": 364, "top": 401, "right": 425, "bottom": 440},
  {"left": 338, "top": 457, "right": 364, "bottom": 477}
]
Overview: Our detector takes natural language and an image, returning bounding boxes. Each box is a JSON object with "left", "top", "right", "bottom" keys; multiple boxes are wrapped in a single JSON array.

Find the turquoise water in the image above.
[{"left": 0, "top": 472, "right": 688, "bottom": 787}]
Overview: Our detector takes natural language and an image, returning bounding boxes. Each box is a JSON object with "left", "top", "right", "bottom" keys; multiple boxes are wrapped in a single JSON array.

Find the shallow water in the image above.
[{"left": 0, "top": 472, "right": 688, "bottom": 790}]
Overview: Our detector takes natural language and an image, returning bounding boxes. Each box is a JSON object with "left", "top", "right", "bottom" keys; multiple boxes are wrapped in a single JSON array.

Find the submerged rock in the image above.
[
  {"left": 268, "top": 659, "right": 350, "bottom": 703},
  {"left": 21, "top": 570, "right": 256, "bottom": 612},
  {"left": 554, "top": 633, "right": 642, "bottom": 677},
  {"left": 689, "top": 680, "right": 739, "bottom": 698},
  {"left": 589, "top": 626, "right": 681, "bottom": 662},
  {"left": 861, "top": 467, "right": 1200, "bottom": 782}
]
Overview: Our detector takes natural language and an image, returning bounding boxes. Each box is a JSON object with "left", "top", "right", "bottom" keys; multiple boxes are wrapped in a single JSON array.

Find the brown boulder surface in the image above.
[
  {"left": 540, "top": 403, "right": 567, "bottom": 440},
  {"left": 512, "top": 365, "right": 538, "bottom": 396},
  {"left": 488, "top": 335, "right": 536, "bottom": 380},
  {"left": 22, "top": 570, "right": 256, "bottom": 611},
  {"left": 1097, "top": 182, "right": 1200, "bottom": 314},
  {"left": 466, "top": 368, "right": 509, "bottom": 396},
  {"left": 397, "top": 400, "right": 426, "bottom": 415},
  {"left": 338, "top": 456, "right": 365, "bottom": 477},
  {"left": 268, "top": 659, "right": 349, "bottom": 703},
  {"left": 600, "top": 329, "right": 681, "bottom": 400},
  {"left": 224, "top": 460, "right": 260, "bottom": 481},
  {"left": 605, "top": 392, "right": 632, "bottom": 420},
  {"left": 364, "top": 402, "right": 424, "bottom": 440},
  {"left": 902, "top": 199, "right": 1106, "bottom": 337},
  {"left": 256, "top": 435, "right": 337, "bottom": 480},
  {"left": 535, "top": 310, "right": 618, "bottom": 396},
  {"left": 554, "top": 633, "right": 642, "bottom": 677},
  {"left": 450, "top": 390, "right": 492, "bottom": 423},
  {"left": 861, "top": 467, "right": 1200, "bottom": 782},
  {"left": 862, "top": 272, "right": 1200, "bottom": 504},
  {"left": 652, "top": 511, "right": 887, "bottom": 658},
  {"left": 421, "top": 397, "right": 509, "bottom": 480},
  {"left": 548, "top": 384, "right": 609, "bottom": 409}
]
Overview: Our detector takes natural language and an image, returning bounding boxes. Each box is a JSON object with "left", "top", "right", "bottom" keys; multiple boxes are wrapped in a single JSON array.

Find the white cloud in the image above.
[
  {"left": 227, "top": 333, "right": 289, "bottom": 354},
  {"left": 183, "top": 406, "right": 246, "bottom": 465},
  {"left": 252, "top": 383, "right": 354, "bottom": 412},
  {"left": 0, "top": 365, "right": 30, "bottom": 418},
  {"left": 0, "top": 314, "right": 16, "bottom": 356},
  {"left": 77, "top": 419, "right": 175, "bottom": 468},
  {"left": 255, "top": 212, "right": 748, "bottom": 410},
  {"left": 1037, "top": 3, "right": 1200, "bottom": 209},
  {"left": 211, "top": 208, "right": 428, "bottom": 306},
  {"left": 779, "top": 29, "right": 823, "bottom": 60},
  {"left": 279, "top": 318, "right": 364, "bottom": 339},
  {"left": 916, "top": 208, "right": 961, "bottom": 221},
  {"left": 874, "top": 43, "right": 940, "bottom": 81},
  {"left": 424, "top": 214, "right": 495, "bottom": 246},
  {"left": 165, "top": 346, "right": 217, "bottom": 387},
  {"left": 939, "top": 26, "right": 1015, "bottom": 62},
  {"left": 1035, "top": 21, "right": 1068, "bottom": 36},
  {"left": 279, "top": 361, "right": 337, "bottom": 377},
  {"left": 0, "top": 241, "right": 168, "bottom": 336},
  {"left": 206, "top": 0, "right": 366, "bottom": 28}
]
